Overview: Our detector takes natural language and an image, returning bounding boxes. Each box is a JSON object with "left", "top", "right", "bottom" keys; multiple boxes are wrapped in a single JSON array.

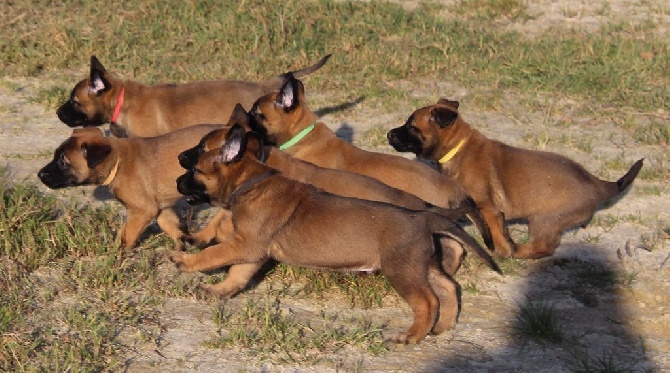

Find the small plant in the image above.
[
  {"left": 570, "top": 350, "right": 637, "bottom": 373},
  {"left": 515, "top": 299, "right": 564, "bottom": 343}
]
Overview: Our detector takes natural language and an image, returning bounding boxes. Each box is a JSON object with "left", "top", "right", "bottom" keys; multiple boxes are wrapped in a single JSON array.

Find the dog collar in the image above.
[
  {"left": 226, "top": 169, "right": 278, "bottom": 207},
  {"left": 279, "top": 123, "right": 315, "bottom": 151},
  {"left": 101, "top": 158, "right": 120, "bottom": 186},
  {"left": 438, "top": 138, "right": 467, "bottom": 164},
  {"left": 111, "top": 87, "right": 125, "bottom": 124}
]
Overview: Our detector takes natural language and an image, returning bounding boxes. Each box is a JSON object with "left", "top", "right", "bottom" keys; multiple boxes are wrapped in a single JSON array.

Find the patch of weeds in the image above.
[
  {"left": 268, "top": 264, "right": 392, "bottom": 309},
  {"left": 462, "top": 281, "right": 479, "bottom": 294},
  {"left": 638, "top": 159, "right": 669, "bottom": 182},
  {"left": 633, "top": 120, "right": 670, "bottom": 145},
  {"left": 207, "top": 296, "right": 387, "bottom": 364},
  {"left": 639, "top": 230, "right": 664, "bottom": 252},
  {"left": 569, "top": 349, "right": 638, "bottom": 373},
  {"left": 635, "top": 185, "right": 664, "bottom": 196},
  {"left": 496, "top": 257, "right": 527, "bottom": 275},
  {"left": 514, "top": 298, "right": 564, "bottom": 343},
  {"left": 27, "top": 85, "right": 68, "bottom": 110},
  {"left": 358, "top": 125, "right": 392, "bottom": 148},
  {"left": 453, "top": 0, "right": 531, "bottom": 21}
]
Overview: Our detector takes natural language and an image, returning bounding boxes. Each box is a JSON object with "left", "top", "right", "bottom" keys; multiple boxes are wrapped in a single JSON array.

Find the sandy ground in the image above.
[{"left": 1, "top": 0, "right": 668, "bottom": 371}]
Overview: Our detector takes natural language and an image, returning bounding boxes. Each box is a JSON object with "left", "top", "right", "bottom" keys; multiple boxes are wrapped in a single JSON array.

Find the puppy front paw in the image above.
[{"left": 169, "top": 250, "right": 197, "bottom": 272}]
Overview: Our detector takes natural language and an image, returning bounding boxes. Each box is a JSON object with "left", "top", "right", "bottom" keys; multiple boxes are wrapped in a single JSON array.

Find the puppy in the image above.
[
  {"left": 38, "top": 124, "right": 222, "bottom": 250},
  {"left": 171, "top": 124, "right": 492, "bottom": 344},
  {"left": 56, "top": 55, "right": 330, "bottom": 137},
  {"left": 387, "top": 99, "right": 644, "bottom": 259},
  {"left": 176, "top": 106, "right": 500, "bottom": 298},
  {"left": 247, "top": 74, "right": 494, "bottom": 252}
]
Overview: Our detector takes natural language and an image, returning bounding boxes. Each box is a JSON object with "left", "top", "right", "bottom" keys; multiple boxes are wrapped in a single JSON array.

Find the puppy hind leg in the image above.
[
  {"left": 201, "top": 261, "right": 265, "bottom": 298},
  {"left": 383, "top": 265, "right": 439, "bottom": 344},
  {"left": 435, "top": 236, "right": 464, "bottom": 277},
  {"left": 427, "top": 263, "right": 460, "bottom": 335},
  {"left": 515, "top": 208, "right": 595, "bottom": 259}
]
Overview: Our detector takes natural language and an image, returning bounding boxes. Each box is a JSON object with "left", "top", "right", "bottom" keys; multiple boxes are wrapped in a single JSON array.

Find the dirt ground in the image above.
[{"left": 1, "top": 0, "right": 668, "bottom": 372}]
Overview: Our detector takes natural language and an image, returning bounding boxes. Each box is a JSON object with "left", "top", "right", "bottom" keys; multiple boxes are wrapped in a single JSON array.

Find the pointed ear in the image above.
[
  {"left": 218, "top": 124, "right": 248, "bottom": 164},
  {"left": 275, "top": 73, "right": 301, "bottom": 112},
  {"left": 437, "top": 98, "right": 460, "bottom": 110},
  {"left": 229, "top": 103, "right": 250, "bottom": 128},
  {"left": 89, "top": 55, "right": 111, "bottom": 95},
  {"left": 82, "top": 142, "right": 112, "bottom": 169},
  {"left": 430, "top": 107, "right": 459, "bottom": 128}
]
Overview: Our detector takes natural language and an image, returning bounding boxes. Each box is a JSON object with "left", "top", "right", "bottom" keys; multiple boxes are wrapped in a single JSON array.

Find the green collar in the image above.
[{"left": 279, "top": 123, "right": 316, "bottom": 150}]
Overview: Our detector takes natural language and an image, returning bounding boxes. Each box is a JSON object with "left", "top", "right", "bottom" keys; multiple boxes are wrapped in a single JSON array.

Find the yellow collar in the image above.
[
  {"left": 101, "top": 158, "right": 120, "bottom": 186},
  {"left": 438, "top": 138, "right": 467, "bottom": 164}
]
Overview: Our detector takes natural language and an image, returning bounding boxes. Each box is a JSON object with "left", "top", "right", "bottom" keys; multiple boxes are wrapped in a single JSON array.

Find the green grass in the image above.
[
  {"left": 206, "top": 296, "right": 388, "bottom": 364},
  {"left": 514, "top": 299, "right": 564, "bottom": 343},
  {"left": 1, "top": 1, "right": 667, "bottom": 112}
]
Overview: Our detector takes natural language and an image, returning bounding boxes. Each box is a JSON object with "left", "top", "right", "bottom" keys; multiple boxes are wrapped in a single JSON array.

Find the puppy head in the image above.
[
  {"left": 38, "top": 127, "right": 114, "bottom": 189},
  {"left": 248, "top": 73, "right": 309, "bottom": 145},
  {"left": 178, "top": 103, "right": 252, "bottom": 170},
  {"left": 177, "top": 124, "right": 250, "bottom": 206},
  {"left": 56, "top": 55, "right": 116, "bottom": 127},
  {"left": 387, "top": 98, "right": 461, "bottom": 158}
]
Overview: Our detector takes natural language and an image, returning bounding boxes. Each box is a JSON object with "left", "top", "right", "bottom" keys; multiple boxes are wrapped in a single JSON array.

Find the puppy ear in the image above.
[
  {"left": 276, "top": 73, "right": 300, "bottom": 112},
  {"left": 431, "top": 107, "right": 458, "bottom": 128},
  {"left": 82, "top": 142, "right": 112, "bottom": 169},
  {"left": 437, "top": 98, "right": 460, "bottom": 110},
  {"left": 229, "top": 103, "right": 250, "bottom": 128},
  {"left": 219, "top": 124, "right": 248, "bottom": 164},
  {"left": 244, "top": 131, "right": 269, "bottom": 161},
  {"left": 89, "top": 55, "right": 111, "bottom": 95}
]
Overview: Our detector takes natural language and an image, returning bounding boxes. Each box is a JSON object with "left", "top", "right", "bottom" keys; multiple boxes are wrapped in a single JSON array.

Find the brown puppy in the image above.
[
  {"left": 56, "top": 55, "right": 330, "bottom": 137},
  {"left": 38, "top": 124, "right": 222, "bottom": 250},
  {"left": 171, "top": 124, "right": 488, "bottom": 344},
  {"left": 387, "top": 99, "right": 644, "bottom": 259},
  {"left": 248, "top": 74, "right": 494, "bottom": 251},
  {"left": 176, "top": 107, "right": 500, "bottom": 298}
]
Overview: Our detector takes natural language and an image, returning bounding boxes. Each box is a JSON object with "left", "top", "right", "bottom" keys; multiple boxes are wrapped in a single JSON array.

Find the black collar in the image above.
[{"left": 225, "top": 169, "right": 278, "bottom": 208}]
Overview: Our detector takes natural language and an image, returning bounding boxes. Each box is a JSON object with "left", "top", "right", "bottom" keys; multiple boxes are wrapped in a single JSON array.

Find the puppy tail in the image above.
[
  {"left": 431, "top": 216, "right": 502, "bottom": 275},
  {"left": 265, "top": 54, "right": 332, "bottom": 89},
  {"left": 602, "top": 158, "right": 644, "bottom": 200},
  {"left": 430, "top": 197, "right": 495, "bottom": 252}
]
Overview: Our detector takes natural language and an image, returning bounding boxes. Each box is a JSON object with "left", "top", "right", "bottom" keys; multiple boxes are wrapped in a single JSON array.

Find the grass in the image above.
[
  {"left": 206, "top": 296, "right": 388, "bottom": 364},
  {"left": 1, "top": 1, "right": 667, "bottom": 113},
  {"left": 514, "top": 299, "right": 564, "bottom": 343}
]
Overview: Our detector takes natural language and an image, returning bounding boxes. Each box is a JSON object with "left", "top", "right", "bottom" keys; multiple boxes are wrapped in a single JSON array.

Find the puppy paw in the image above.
[
  {"left": 200, "top": 282, "right": 241, "bottom": 299},
  {"left": 169, "top": 250, "right": 196, "bottom": 272},
  {"left": 390, "top": 331, "right": 421, "bottom": 344}
]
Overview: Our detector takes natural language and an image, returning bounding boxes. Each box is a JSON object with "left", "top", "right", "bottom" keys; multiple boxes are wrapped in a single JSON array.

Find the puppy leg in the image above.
[
  {"left": 479, "top": 206, "right": 515, "bottom": 258},
  {"left": 437, "top": 237, "right": 464, "bottom": 277},
  {"left": 119, "top": 209, "right": 156, "bottom": 249},
  {"left": 156, "top": 208, "right": 186, "bottom": 251},
  {"left": 427, "top": 263, "right": 460, "bottom": 335},
  {"left": 383, "top": 263, "right": 439, "bottom": 344},
  {"left": 170, "top": 236, "right": 258, "bottom": 273},
  {"left": 187, "top": 209, "right": 232, "bottom": 246},
  {"left": 515, "top": 208, "right": 594, "bottom": 259},
  {"left": 200, "top": 261, "right": 265, "bottom": 298}
]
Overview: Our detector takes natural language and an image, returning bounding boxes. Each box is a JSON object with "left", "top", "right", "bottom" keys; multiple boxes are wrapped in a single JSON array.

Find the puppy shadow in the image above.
[
  {"left": 92, "top": 186, "right": 116, "bottom": 201},
  {"left": 314, "top": 95, "right": 365, "bottom": 118},
  {"left": 429, "top": 244, "right": 658, "bottom": 372}
]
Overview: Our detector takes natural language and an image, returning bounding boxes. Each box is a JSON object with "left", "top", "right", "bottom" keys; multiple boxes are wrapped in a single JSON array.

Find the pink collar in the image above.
[{"left": 111, "top": 87, "right": 125, "bottom": 124}]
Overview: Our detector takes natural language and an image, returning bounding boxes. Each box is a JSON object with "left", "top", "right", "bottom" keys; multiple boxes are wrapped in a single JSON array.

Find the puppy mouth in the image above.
[{"left": 386, "top": 130, "right": 415, "bottom": 153}]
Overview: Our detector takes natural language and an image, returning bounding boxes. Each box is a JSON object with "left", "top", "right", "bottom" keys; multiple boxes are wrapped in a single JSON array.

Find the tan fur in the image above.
[
  {"left": 38, "top": 124, "right": 223, "bottom": 249},
  {"left": 57, "top": 55, "right": 330, "bottom": 137},
  {"left": 387, "top": 99, "right": 643, "bottom": 259},
  {"left": 179, "top": 120, "right": 500, "bottom": 298},
  {"left": 247, "top": 75, "right": 494, "bottom": 252},
  {"left": 171, "top": 125, "right": 481, "bottom": 343}
]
